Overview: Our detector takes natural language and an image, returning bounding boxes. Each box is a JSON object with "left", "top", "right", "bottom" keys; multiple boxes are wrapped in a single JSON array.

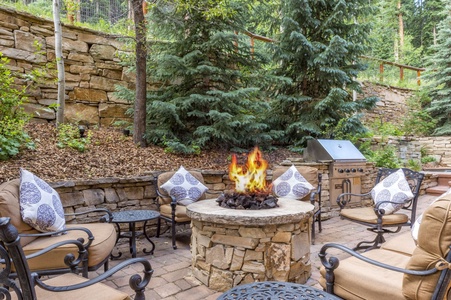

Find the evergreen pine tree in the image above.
[
  {"left": 425, "top": 5, "right": 451, "bottom": 135},
  {"left": 144, "top": 0, "right": 278, "bottom": 153},
  {"left": 266, "top": 0, "right": 379, "bottom": 147}
]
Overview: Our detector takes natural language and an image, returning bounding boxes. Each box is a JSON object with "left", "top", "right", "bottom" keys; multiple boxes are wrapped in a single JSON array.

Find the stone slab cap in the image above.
[{"left": 186, "top": 198, "right": 314, "bottom": 226}]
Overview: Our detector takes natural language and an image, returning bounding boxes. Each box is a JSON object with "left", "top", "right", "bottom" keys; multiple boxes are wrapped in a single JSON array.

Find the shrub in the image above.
[
  {"left": 57, "top": 123, "right": 92, "bottom": 152},
  {"left": 0, "top": 54, "right": 34, "bottom": 160}
]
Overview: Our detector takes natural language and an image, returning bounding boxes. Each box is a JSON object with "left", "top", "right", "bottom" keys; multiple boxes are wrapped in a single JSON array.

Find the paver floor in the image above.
[{"left": 94, "top": 193, "right": 438, "bottom": 299}]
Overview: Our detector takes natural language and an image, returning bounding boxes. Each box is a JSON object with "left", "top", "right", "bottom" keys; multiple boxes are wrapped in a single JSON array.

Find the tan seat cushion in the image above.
[
  {"left": 340, "top": 206, "right": 409, "bottom": 225},
  {"left": 0, "top": 179, "right": 39, "bottom": 246},
  {"left": 160, "top": 204, "right": 190, "bottom": 222},
  {"left": 320, "top": 249, "right": 410, "bottom": 300},
  {"left": 403, "top": 194, "right": 451, "bottom": 299},
  {"left": 271, "top": 165, "right": 318, "bottom": 201},
  {"left": 381, "top": 231, "right": 416, "bottom": 256},
  {"left": 28, "top": 273, "right": 131, "bottom": 300},
  {"left": 23, "top": 223, "right": 116, "bottom": 271}
]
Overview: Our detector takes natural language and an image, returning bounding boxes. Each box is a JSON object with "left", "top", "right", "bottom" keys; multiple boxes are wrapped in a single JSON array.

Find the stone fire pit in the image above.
[{"left": 186, "top": 198, "right": 314, "bottom": 292}]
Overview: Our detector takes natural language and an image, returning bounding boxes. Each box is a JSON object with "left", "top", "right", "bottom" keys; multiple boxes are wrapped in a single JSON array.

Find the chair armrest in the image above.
[
  {"left": 318, "top": 243, "right": 440, "bottom": 295},
  {"left": 20, "top": 227, "right": 95, "bottom": 249},
  {"left": 336, "top": 191, "right": 371, "bottom": 209},
  {"left": 25, "top": 239, "right": 86, "bottom": 272},
  {"left": 33, "top": 257, "right": 153, "bottom": 299},
  {"left": 65, "top": 208, "right": 113, "bottom": 223}
]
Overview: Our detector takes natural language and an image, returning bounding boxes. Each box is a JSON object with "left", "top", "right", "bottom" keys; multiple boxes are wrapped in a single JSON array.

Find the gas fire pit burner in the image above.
[{"left": 216, "top": 192, "right": 278, "bottom": 210}]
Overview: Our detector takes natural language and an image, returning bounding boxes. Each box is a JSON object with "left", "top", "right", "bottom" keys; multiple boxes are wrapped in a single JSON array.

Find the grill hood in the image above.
[{"left": 304, "top": 139, "right": 366, "bottom": 162}]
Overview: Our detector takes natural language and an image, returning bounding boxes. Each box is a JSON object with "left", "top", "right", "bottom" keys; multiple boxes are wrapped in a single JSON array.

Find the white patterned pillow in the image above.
[
  {"left": 272, "top": 165, "right": 314, "bottom": 200},
  {"left": 160, "top": 166, "right": 208, "bottom": 206},
  {"left": 19, "top": 168, "right": 66, "bottom": 232},
  {"left": 411, "top": 187, "right": 451, "bottom": 243},
  {"left": 371, "top": 169, "right": 414, "bottom": 215}
]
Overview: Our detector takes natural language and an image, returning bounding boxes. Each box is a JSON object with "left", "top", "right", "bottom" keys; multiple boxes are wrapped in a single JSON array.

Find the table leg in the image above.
[
  {"left": 142, "top": 220, "right": 156, "bottom": 255},
  {"left": 110, "top": 223, "right": 123, "bottom": 259},
  {"left": 129, "top": 222, "right": 137, "bottom": 258}
]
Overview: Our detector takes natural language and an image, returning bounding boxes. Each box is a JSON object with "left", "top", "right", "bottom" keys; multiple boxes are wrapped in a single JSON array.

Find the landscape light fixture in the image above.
[{"left": 79, "top": 125, "right": 85, "bottom": 138}]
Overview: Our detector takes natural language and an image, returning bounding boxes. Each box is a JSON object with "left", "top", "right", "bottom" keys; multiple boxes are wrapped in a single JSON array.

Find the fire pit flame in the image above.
[
  {"left": 228, "top": 146, "right": 270, "bottom": 194},
  {"left": 218, "top": 146, "right": 278, "bottom": 209}
]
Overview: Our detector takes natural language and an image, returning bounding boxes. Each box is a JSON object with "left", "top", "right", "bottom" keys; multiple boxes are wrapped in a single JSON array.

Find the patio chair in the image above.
[
  {"left": 155, "top": 167, "right": 214, "bottom": 249},
  {"left": 319, "top": 192, "right": 451, "bottom": 300},
  {"left": 0, "top": 217, "right": 153, "bottom": 300},
  {"left": 0, "top": 179, "right": 117, "bottom": 277},
  {"left": 271, "top": 165, "right": 322, "bottom": 243},
  {"left": 336, "top": 168, "right": 424, "bottom": 251}
]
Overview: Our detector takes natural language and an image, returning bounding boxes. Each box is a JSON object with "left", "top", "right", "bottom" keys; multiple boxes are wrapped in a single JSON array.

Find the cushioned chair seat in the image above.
[
  {"left": 340, "top": 206, "right": 409, "bottom": 225},
  {"left": 159, "top": 204, "right": 191, "bottom": 222},
  {"left": 320, "top": 249, "right": 410, "bottom": 300},
  {"left": 9, "top": 273, "right": 131, "bottom": 300},
  {"left": 381, "top": 231, "right": 416, "bottom": 256},
  {"left": 23, "top": 223, "right": 116, "bottom": 271}
]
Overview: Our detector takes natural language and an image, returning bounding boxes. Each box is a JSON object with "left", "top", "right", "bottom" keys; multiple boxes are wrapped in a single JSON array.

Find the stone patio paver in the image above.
[{"left": 97, "top": 194, "right": 437, "bottom": 299}]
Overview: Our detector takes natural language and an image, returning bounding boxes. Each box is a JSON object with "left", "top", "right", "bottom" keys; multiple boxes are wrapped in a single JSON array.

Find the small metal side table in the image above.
[
  {"left": 110, "top": 210, "right": 160, "bottom": 259},
  {"left": 217, "top": 281, "right": 342, "bottom": 300}
]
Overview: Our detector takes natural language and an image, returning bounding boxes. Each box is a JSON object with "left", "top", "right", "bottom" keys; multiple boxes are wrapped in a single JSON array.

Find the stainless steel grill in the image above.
[{"left": 304, "top": 139, "right": 367, "bottom": 207}]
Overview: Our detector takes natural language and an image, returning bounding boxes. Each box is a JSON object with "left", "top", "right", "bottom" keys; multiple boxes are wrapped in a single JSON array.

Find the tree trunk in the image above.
[
  {"left": 53, "top": 0, "right": 65, "bottom": 125},
  {"left": 132, "top": 0, "right": 147, "bottom": 147},
  {"left": 398, "top": 1, "right": 404, "bottom": 57}
]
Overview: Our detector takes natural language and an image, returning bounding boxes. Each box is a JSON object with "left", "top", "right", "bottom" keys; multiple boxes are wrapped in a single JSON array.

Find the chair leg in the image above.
[
  {"left": 353, "top": 230, "right": 386, "bottom": 252},
  {"left": 171, "top": 218, "right": 177, "bottom": 250},
  {"left": 156, "top": 217, "right": 161, "bottom": 238},
  {"left": 317, "top": 211, "right": 322, "bottom": 233},
  {"left": 311, "top": 218, "right": 316, "bottom": 245}
]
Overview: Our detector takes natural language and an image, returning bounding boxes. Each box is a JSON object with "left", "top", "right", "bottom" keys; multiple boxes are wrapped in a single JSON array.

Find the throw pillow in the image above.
[
  {"left": 160, "top": 166, "right": 208, "bottom": 206},
  {"left": 371, "top": 169, "right": 414, "bottom": 215},
  {"left": 272, "top": 165, "right": 314, "bottom": 200},
  {"left": 411, "top": 187, "right": 451, "bottom": 243},
  {"left": 19, "top": 168, "right": 66, "bottom": 232}
]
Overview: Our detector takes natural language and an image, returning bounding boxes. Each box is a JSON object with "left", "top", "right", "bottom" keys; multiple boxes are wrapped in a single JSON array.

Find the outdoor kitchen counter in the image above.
[
  {"left": 186, "top": 198, "right": 315, "bottom": 292},
  {"left": 186, "top": 198, "right": 314, "bottom": 225}
]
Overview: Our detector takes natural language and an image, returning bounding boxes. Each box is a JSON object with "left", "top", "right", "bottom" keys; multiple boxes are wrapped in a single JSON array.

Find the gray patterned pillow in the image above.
[
  {"left": 371, "top": 169, "right": 414, "bottom": 215},
  {"left": 19, "top": 168, "right": 66, "bottom": 232},
  {"left": 160, "top": 166, "right": 208, "bottom": 206},
  {"left": 272, "top": 165, "right": 314, "bottom": 200}
]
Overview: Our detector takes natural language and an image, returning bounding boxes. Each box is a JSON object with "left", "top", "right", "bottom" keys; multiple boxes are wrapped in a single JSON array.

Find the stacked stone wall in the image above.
[
  {"left": 50, "top": 164, "right": 435, "bottom": 226},
  {"left": 0, "top": 6, "right": 136, "bottom": 127}
]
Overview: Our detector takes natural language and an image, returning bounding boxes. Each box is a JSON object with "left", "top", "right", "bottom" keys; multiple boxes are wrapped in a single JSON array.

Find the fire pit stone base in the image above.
[{"left": 187, "top": 199, "right": 314, "bottom": 292}]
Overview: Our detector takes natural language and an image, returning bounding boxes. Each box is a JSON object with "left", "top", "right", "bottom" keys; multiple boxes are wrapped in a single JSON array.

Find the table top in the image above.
[
  {"left": 217, "top": 281, "right": 341, "bottom": 300},
  {"left": 111, "top": 210, "right": 160, "bottom": 223}
]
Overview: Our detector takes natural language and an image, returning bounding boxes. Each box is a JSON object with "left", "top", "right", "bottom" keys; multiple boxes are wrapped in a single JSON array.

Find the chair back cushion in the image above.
[
  {"left": 157, "top": 170, "right": 206, "bottom": 205},
  {"left": 0, "top": 179, "right": 39, "bottom": 246},
  {"left": 271, "top": 165, "right": 318, "bottom": 201},
  {"left": 402, "top": 193, "right": 451, "bottom": 299}
]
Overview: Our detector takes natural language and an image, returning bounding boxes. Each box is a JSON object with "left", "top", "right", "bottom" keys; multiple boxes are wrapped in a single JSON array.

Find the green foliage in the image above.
[
  {"left": 366, "top": 145, "right": 402, "bottom": 168},
  {"left": 57, "top": 124, "right": 92, "bottom": 152},
  {"left": 402, "top": 91, "right": 437, "bottom": 136},
  {"left": 368, "top": 119, "right": 404, "bottom": 136},
  {"left": 421, "top": 156, "right": 437, "bottom": 164},
  {"left": 423, "top": 4, "right": 451, "bottom": 136},
  {"left": 265, "top": 0, "right": 379, "bottom": 147},
  {"left": 0, "top": 54, "right": 34, "bottom": 160},
  {"left": 406, "top": 159, "right": 422, "bottom": 171},
  {"left": 141, "top": 0, "right": 283, "bottom": 153}
]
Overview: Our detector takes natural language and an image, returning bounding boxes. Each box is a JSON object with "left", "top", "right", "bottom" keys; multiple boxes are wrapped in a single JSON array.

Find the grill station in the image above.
[{"left": 304, "top": 139, "right": 367, "bottom": 207}]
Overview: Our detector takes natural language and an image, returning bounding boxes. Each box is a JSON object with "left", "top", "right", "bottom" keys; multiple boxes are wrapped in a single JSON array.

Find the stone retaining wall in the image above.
[
  {"left": 0, "top": 6, "right": 136, "bottom": 127},
  {"left": 51, "top": 165, "right": 437, "bottom": 226}
]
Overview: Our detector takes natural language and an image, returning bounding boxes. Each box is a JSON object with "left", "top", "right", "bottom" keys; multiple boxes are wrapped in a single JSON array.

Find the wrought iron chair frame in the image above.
[
  {"left": 16, "top": 208, "right": 114, "bottom": 278},
  {"left": 0, "top": 217, "right": 153, "bottom": 300},
  {"left": 336, "top": 168, "right": 424, "bottom": 251},
  {"left": 319, "top": 243, "right": 451, "bottom": 300}
]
